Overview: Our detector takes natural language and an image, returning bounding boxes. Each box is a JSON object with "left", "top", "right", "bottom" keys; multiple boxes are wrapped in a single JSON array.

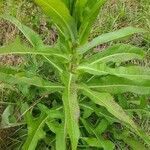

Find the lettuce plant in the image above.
[{"left": 0, "top": 0, "right": 150, "bottom": 149}]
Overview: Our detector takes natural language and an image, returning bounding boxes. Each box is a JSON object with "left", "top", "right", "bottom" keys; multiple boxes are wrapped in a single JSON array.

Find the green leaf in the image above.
[
  {"left": 82, "top": 137, "right": 114, "bottom": 149},
  {"left": 34, "top": 0, "right": 77, "bottom": 41},
  {"left": 1, "top": 106, "right": 12, "bottom": 127},
  {"left": 23, "top": 104, "right": 62, "bottom": 150},
  {"left": 0, "top": 105, "right": 21, "bottom": 128},
  {"left": 78, "top": 27, "right": 146, "bottom": 54},
  {"left": 81, "top": 118, "right": 114, "bottom": 150},
  {"left": 73, "top": 0, "right": 87, "bottom": 27},
  {"left": 62, "top": 73, "right": 80, "bottom": 150},
  {"left": 80, "top": 85, "right": 138, "bottom": 131},
  {"left": 94, "top": 119, "right": 109, "bottom": 135},
  {"left": 43, "top": 56, "right": 63, "bottom": 73},
  {"left": 124, "top": 138, "right": 147, "bottom": 150},
  {"left": 38, "top": 104, "right": 66, "bottom": 150},
  {"left": 22, "top": 108, "right": 48, "bottom": 150},
  {"left": 0, "top": 15, "right": 43, "bottom": 47},
  {"left": 87, "top": 76, "right": 150, "bottom": 95},
  {"left": 0, "top": 38, "right": 69, "bottom": 60},
  {"left": 78, "top": 64, "right": 150, "bottom": 81},
  {"left": 84, "top": 44, "right": 145, "bottom": 64},
  {"left": 55, "top": 126, "right": 66, "bottom": 150},
  {"left": 0, "top": 66, "right": 63, "bottom": 91},
  {"left": 79, "top": 0, "right": 106, "bottom": 44}
]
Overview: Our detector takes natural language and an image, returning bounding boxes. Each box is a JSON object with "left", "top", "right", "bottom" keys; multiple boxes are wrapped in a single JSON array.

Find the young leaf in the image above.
[
  {"left": 78, "top": 27, "right": 146, "bottom": 54},
  {"left": 73, "top": 0, "right": 87, "bottom": 27},
  {"left": 34, "top": 0, "right": 77, "bottom": 41},
  {"left": 84, "top": 44, "right": 145, "bottom": 65},
  {"left": 79, "top": 0, "right": 106, "bottom": 44},
  {"left": 80, "top": 85, "right": 138, "bottom": 131},
  {"left": 0, "top": 38, "right": 69, "bottom": 61},
  {"left": 0, "top": 15, "right": 43, "bottom": 47},
  {"left": 62, "top": 73, "right": 80, "bottom": 150},
  {"left": 86, "top": 76, "right": 150, "bottom": 95}
]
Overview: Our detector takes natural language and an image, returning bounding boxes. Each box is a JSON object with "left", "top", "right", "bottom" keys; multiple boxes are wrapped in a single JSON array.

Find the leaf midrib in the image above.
[{"left": 41, "top": 0, "right": 74, "bottom": 40}]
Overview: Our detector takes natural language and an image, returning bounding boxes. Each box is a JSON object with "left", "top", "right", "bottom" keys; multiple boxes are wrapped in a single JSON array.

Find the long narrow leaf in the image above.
[
  {"left": 0, "top": 66, "right": 63, "bottom": 91},
  {"left": 62, "top": 73, "right": 80, "bottom": 150},
  {"left": 78, "top": 64, "right": 150, "bottom": 81},
  {"left": 79, "top": 0, "right": 106, "bottom": 44},
  {"left": 0, "top": 15, "right": 43, "bottom": 47},
  {"left": 0, "top": 38, "right": 69, "bottom": 60},
  {"left": 80, "top": 85, "right": 138, "bottom": 131},
  {"left": 84, "top": 44, "right": 145, "bottom": 65},
  {"left": 34, "top": 0, "right": 77, "bottom": 41},
  {"left": 86, "top": 76, "right": 150, "bottom": 95},
  {"left": 78, "top": 27, "right": 146, "bottom": 54}
]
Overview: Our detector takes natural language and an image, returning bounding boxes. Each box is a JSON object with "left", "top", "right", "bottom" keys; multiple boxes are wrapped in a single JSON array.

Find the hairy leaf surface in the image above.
[
  {"left": 86, "top": 76, "right": 150, "bottom": 95},
  {"left": 62, "top": 73, "right": 80, "bottom": 150},
  {"left": 84, "top": 44, "right": 145, "bottom": 64},
  {"left": 80, "top": 86, "right": 138, "bottom": 131}
]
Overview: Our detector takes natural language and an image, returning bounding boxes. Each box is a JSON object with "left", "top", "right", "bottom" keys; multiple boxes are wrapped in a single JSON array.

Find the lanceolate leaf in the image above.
[
  {"left": 23, "top": 109, "right": 48, "bottom": 150},
  {"left": 82, "top": 137, "right": 114, "bottom": 149},
  {"left": 78, "top": 64, "right": 150, "bottom": 81},
  {"left": 78, "top": 27, "right": 146, "bottom": 54},
  {"left": 62, "top": 73, "right": 80, "bottom": 150},
  {"left": 80, "top": 85, "right": 138, "bottom": 131},
  {"left": 0, "top": 15, "right": 43, "bottom": 47},
  {"left": 86, "top": 76, "right": 150, "bottom": 95},
  {"left": 74, "top": 0, "right": 87, "bottom": 27},
  {"left": 79, "top": 0, "right": 106, "bottom": 44},
  {"left": 81, "top": 118, "right": 115, "bottom": 150},
  {"left": 23, "top": 104, "right": 61, "bottom": 150},
  {"left": 0, "top": 38, "right": 69, "bottom": 60},
  {"left": 0, "top": 67, "right": 63, "bottom": 91},
  {"left": 46, "top": 121, "right": 66, "bottom": 150},
  {"left": 34, "top": 0, "right": 77, "bottom": 41},
  {"left": 38, "top": 104, "right": 65, "bottom": 150},
  {"left": 85, "top": 44, "right": 145, "bottom": 64}
]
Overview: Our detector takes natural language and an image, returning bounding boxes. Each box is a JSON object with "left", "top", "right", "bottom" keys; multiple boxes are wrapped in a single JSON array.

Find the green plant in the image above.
[{"left": 0, "top": 0, "right": 150, "bottom": 149}]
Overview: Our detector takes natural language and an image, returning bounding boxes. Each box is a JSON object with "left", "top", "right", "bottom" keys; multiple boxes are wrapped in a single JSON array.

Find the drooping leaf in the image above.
[
  {"left": 0, "top": 38, "right": 69, "bottom": 61},
  {"left": 62, "top": 73, "right": 80, "bottom": 150},
  {"left": 0, "top": 66, "right": 63, "bottom": 91},
  {"left": 86, "top": 76, "right": 150, "bottom": 95},
  {"left": 84, "top": 44, "right": 145, "bottom": 65},
  {"left": 78, "top": 27, "right": 146, "bottom": 54},
  {"left": 80, "top": 85, "right": 138, "bottom": 131},
  {"left": 34, "top": 0, "right": 77, "bottom": 41},
  {"left": 0, "top": 15, "right": 43, "bottom": 47}
]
